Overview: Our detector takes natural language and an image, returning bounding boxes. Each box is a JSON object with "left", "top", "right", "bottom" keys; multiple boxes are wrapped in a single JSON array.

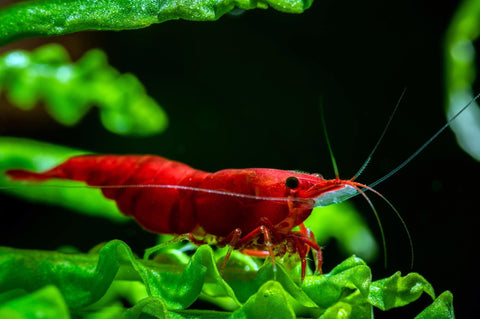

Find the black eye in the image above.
[{"left": 285, "top": 176, "right": 299, "bottom": 189}]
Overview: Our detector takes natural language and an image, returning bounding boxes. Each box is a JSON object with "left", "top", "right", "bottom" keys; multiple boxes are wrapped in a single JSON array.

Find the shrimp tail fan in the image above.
[{"left": 5, "top": 168, "right": 65, "bottom": 181}]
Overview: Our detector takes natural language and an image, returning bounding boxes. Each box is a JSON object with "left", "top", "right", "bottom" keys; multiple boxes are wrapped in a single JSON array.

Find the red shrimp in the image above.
[{"left": 5, "top": 154, "right": 370, "bottom": 280}]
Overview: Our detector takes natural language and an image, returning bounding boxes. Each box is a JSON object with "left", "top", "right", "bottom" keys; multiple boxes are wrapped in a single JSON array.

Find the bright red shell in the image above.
[{"left": 6, "top": 155, "right": 346, "bottom": 278}]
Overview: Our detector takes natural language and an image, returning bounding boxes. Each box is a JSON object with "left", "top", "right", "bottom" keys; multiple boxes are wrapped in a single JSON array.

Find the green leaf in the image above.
[
  {"left": 0, "top": 242, "right": 120, "bottom": 309},
  {"left": 0, "top": 285, "right": 70, "bottom": 319},
  {"left": 0, "top": 240, "right": 455, "bottom": 317},
  {"left": 123, "top": 296, "right": 169, "bottom": 319},
  {"left": 83, "top": 305, "right": 126, "bottom": 319},
  {"left": 0, "top": 137, "right": 127, "bottom": 222},
  {"left": 85, "top": 281, "right": 148, "bottom": 314},
  {"left": 170, "top": 309, "right": 231, "bottom": 319},
  {"left": 368, "top": 271, "right": 435, "bottom": 311},
  {"left": 0, "top": 0, "right": 314, "bottom": 45},
  {"left": 415, "top": 291, "right": 455, "bottom": 319},
  {"left": 231, "top": 281, "right": 296, "bottom": 319},
  {"left": 140, "top": 245, "right": 240, "bottom": 309},
  {"left": 0, "top": 44, "right": 168, "bottom": 136},
  {"left": 0, "top": 240, "right": 240, "bottom": 311},
  {"left": 318, "top": 290, "right": 372, "bottom": 319},
  {"left": 302, "top": 256, "right": 372, "bottom": 310}
]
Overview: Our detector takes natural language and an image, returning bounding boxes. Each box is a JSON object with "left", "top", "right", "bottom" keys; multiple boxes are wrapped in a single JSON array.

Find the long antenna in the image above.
[
  {"left": 348, "top": 182, "right": 388, "bottom": 268},
  {"left": 0, "top": 183, "right": 312, "bottom": 204},
  {"left": 368, "top": 91, "right": 480, "bottom": 189},
  {"left": 320, "top": 102, "right": 340, "bottom": 179},
  {"left": 348, "top": 180, "right": 414, "bottom": 269},
  {"left": 351, "top": 88, "right": 407, "bottom": 181}
]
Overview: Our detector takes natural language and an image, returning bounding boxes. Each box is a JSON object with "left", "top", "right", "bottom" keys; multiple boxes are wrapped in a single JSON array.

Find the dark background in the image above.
[{"left": 1, "top": 0, "right": 477, "bottom": 317}]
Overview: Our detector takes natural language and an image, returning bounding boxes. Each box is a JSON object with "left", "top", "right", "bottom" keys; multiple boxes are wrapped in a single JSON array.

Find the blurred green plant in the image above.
[
  {"left": 0, "top": 44, "right": 168, "bottom": 136},
  {"left": 0, "top": 0, "right": 314, "bottom": 45},
  {"left": 444, "top": 0, "right": 480, "bottom": 160},
  {"left": 306, "top": 203, "right": 379, "bottom": 262},
  {"left": 0, "top": 240, "right": 453, "bottom": 318}
]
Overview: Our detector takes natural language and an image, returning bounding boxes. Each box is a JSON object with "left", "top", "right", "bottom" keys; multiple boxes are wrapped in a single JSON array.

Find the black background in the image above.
[{"left": 1, "top": 0, "right": 478, "bottom": 317}]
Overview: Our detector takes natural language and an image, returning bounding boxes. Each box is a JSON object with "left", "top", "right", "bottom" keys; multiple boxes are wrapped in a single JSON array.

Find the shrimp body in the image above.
[{"left": 6, "top": 154, "right": 358, "bottom": 279}]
